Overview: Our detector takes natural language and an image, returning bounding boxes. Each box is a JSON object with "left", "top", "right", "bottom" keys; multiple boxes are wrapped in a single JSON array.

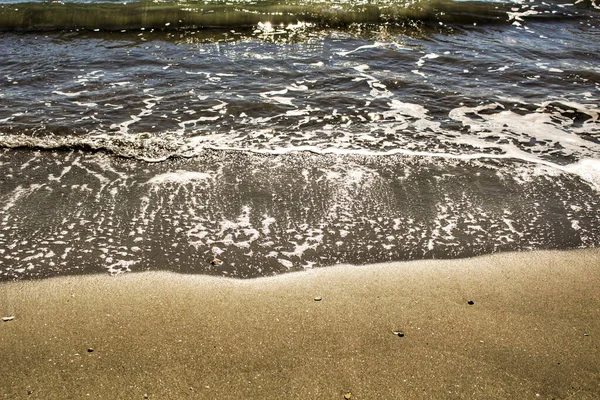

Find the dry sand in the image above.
[{"left": 1, "top": 249, "right": 600, "bottom": 399}]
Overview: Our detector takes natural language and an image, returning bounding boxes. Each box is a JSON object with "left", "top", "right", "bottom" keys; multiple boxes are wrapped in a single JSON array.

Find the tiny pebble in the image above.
[
  {"left": 344, "top": 393, "right": 352, "bottom": 399},
  {"left": 87, "top": 348, "right": 94, "bottom": 353},
  {"left": 392, "top": 330, "right": 405, "bottom": 337},
  {"left": 2, "top": 316, "right": 15, "bottom": 322},
  {"left": 314, "top": 296, "right": 322, "bottom": 302},
  {"left": 467, "top": 300, "right": 475, "bottom": 305}
]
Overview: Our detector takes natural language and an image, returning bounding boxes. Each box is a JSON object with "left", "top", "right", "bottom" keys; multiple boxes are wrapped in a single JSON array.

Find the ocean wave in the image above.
[{"left": 0, "top": 0, "right": 592, "bottom": 32}]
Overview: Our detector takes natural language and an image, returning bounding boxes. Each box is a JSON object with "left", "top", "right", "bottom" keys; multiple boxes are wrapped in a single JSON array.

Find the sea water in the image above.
[{"left": 0, "top": 0, "right": 599, "bottom": 279}]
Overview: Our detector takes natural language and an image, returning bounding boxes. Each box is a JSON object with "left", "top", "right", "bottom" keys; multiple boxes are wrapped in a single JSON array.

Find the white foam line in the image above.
[
  {"left": 73, "top": 101, "right": 98, "bottom": 107},
  {"left": 19, "top": 154, "right": 40, "bottom": 170},
  {"left": 337, "top": 42, "right": 396, "bottom": 56},
  {"left": 52, "top": 90, "right": 88, "bottom": 97},
  {"left": 146, "top": 170, "right": 212, "bottom": 185},
  {"left": 70, "top": 157, "right": 111, "bottom": 185},
  {"left": 48, "top": 166, "right": 72, "bottom": 182},
  {"left": 192, "top": 144, "right": 600, "bottom": 191},
  {"left": 1, "top": 184, "right": 45, "bottom": 213}
]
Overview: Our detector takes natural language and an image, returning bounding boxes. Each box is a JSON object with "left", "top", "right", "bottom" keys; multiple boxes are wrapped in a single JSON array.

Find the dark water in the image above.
[{"left": 1, "top": 0, "right": 599, "bottom": 280}]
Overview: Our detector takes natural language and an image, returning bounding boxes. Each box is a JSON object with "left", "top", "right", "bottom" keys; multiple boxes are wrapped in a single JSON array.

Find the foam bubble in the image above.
[{"left": 146, "top": 170, "right": 212, "bottom": 185}]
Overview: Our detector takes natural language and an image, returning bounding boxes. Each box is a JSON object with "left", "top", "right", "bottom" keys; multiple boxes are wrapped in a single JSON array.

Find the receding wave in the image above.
[
  {"left": 0, "top": 0, "right": 591, "bottom": 32},
  {"left": 2, "top": 131, "right": 600, "bottom": 194}
]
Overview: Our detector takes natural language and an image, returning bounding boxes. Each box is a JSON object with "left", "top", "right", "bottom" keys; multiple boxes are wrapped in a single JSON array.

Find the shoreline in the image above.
[{"left": 2, "top": 248, "right": 600, "bottom": 399}]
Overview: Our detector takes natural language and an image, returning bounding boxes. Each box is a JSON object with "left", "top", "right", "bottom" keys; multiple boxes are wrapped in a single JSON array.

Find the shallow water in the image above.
[{"left": 1, "top": 0, "right": 599, "bottom": 280}]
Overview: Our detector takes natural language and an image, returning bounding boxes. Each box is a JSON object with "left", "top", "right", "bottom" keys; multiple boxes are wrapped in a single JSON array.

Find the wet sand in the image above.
[{"left": 1, "top": 249, "right": 599, "bottom": 399}]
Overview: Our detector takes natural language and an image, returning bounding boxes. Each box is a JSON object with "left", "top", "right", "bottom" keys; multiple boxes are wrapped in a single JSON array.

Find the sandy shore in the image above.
[{"left": 1, "top": 249, "right": 599, "bottom": 399}]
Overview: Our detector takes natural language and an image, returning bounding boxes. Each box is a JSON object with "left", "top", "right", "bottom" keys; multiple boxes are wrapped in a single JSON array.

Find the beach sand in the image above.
[{"left": 1, "top": 249, "right": 599, "bottom": 399}]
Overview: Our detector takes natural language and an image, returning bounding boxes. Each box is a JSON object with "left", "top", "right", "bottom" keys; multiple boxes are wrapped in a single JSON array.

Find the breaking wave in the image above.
[{"left": 0, "top": 0, "right": 595, "bottom": 32}]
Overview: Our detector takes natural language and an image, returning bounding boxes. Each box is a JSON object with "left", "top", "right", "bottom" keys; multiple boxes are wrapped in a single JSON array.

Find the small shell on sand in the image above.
[
  {"left": 210, "top": 259, "right": 223, "bottom": 266},
  {"left": 2, "top": 316, "right": 15, "bottom": 322}
]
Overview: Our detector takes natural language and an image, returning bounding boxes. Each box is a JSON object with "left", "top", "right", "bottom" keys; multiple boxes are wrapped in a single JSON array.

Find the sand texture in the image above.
[{"left": 1, "top": 249, "right": 600, "bottom": 399}]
